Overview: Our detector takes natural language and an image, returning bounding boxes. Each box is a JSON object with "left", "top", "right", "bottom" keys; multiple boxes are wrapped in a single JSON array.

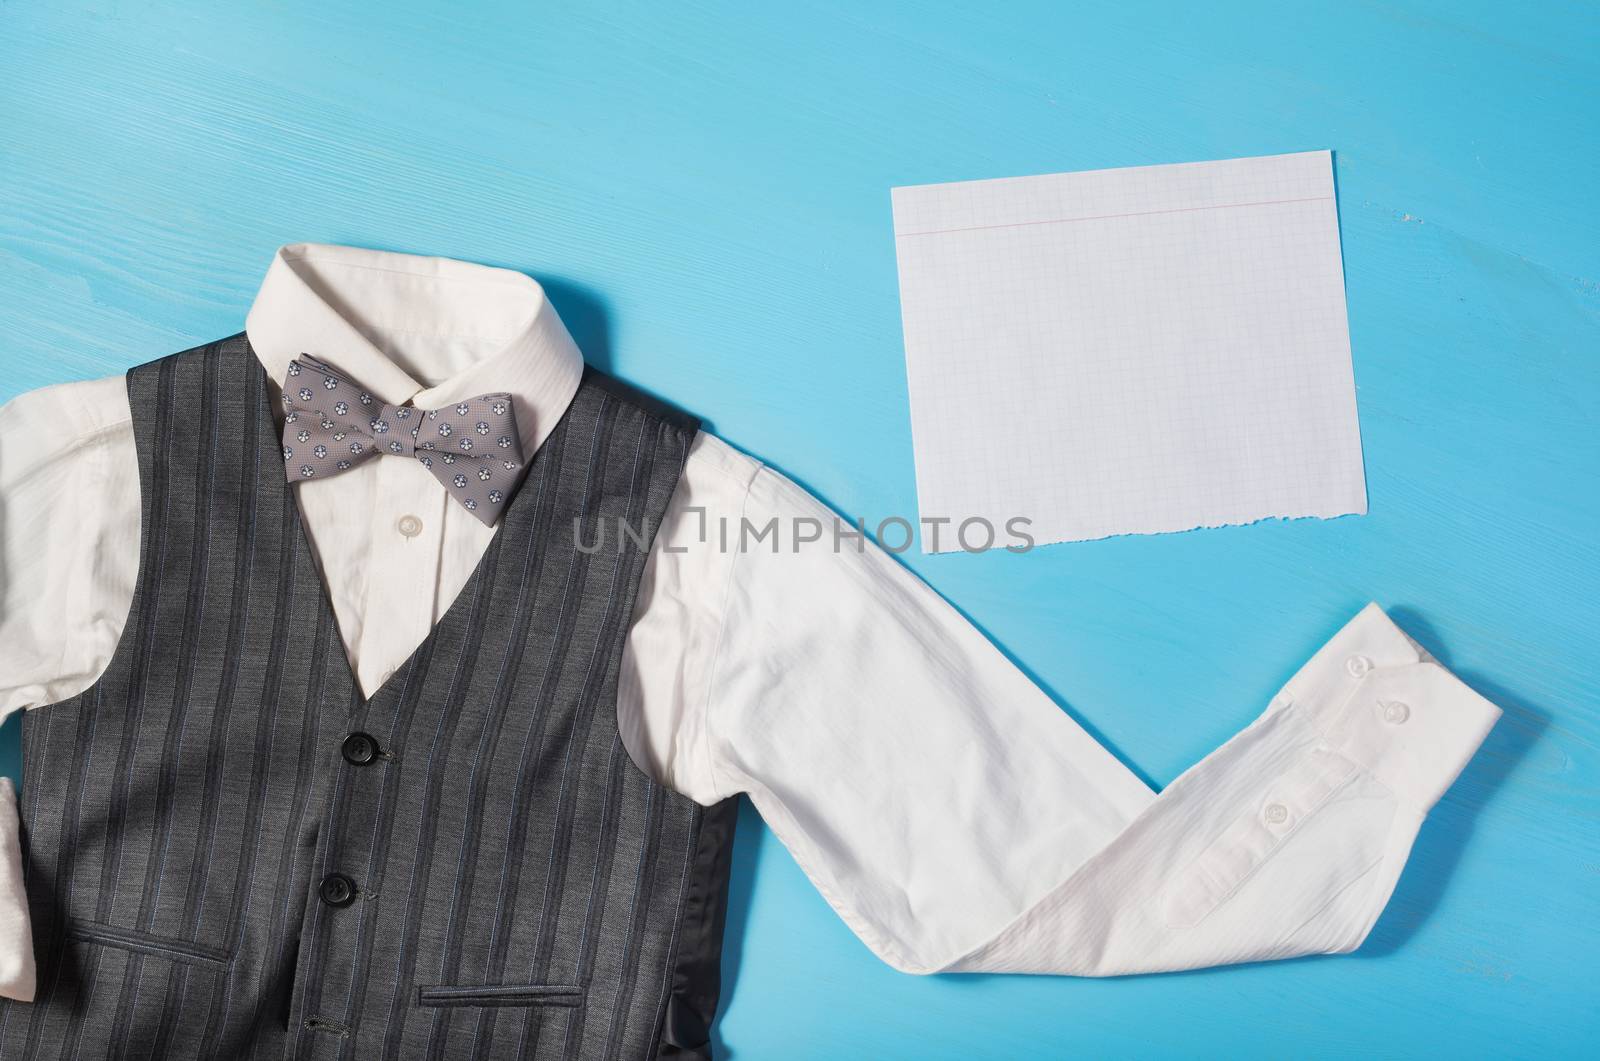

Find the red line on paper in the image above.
[{"left": 893, "top": 195, "right": 1333, "bottom": 238}]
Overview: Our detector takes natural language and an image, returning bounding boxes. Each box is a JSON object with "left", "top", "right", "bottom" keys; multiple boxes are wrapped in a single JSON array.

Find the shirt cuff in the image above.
[{"left": 1275, "top": 603, "right": 1501, "bottom": 812}]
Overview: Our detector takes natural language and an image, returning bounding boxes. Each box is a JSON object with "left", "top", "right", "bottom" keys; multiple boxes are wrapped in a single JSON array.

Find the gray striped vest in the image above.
[{"left": 0, "top": 336, "right": 737, "bottom": 1059}]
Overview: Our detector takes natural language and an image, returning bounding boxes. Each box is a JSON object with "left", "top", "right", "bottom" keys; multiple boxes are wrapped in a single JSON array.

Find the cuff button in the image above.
[
  {"left": 1381, "top": 700, "right": 1411, "bottom": 725},
  {"left": 1345, "top": 655, "right": 1373, "bottom": 678}
]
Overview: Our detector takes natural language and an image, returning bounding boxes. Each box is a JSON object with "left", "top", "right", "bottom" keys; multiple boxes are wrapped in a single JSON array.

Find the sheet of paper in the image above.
[{"left": 891, "top": 150, "right": 1366, "bottom": 552}]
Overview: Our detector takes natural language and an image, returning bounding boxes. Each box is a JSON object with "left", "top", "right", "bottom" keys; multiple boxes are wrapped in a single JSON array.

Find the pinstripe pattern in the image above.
[{"left": 0, "top": 336, "right": 737, "bottom": 1059}]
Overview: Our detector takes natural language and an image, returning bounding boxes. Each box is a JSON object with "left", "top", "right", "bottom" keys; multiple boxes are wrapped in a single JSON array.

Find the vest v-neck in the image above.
[{"left": 249, "top": 343, "right": 550, "bottom": 709}]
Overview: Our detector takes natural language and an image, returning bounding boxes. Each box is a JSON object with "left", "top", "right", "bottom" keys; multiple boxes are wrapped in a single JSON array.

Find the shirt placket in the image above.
[{"left": 353, "top": 459, "right": 449, "bottom": 696}]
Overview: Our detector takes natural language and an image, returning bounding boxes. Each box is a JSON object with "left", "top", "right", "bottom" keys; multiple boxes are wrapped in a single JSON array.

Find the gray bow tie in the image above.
[{"left": 280, "top": 354, "right": 525, "bottom": 526}]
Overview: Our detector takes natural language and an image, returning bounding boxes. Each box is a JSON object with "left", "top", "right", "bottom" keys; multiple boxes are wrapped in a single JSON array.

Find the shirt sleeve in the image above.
[
  {"left": 696, "top": 463, "right": 1500, "bottom": 975},
  {"left": 0, "top": 374, "right": 141, "bottom": 1000},
  {"left": 0, "top": 779, "right": 32, "bottom": 1002},
  {"left": 0, "top": 376, "right": 141, "bottom": 720}
]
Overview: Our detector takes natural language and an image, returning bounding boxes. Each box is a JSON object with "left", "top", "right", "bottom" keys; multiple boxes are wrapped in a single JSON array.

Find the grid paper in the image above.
[{"left": 891, "top": 150, "right": 1366, "bottom": 552}]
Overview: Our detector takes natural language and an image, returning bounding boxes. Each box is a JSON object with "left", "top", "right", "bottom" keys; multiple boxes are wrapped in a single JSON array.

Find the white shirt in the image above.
[{"left": 0, "top": 243, "right": 1501, "bottom": 1002}]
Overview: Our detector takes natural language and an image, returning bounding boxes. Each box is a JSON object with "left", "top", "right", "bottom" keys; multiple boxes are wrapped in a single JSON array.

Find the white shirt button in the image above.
[
  {"left": 1345, "top": 654, "right": 1373, "bottom": 678},
  {"left": 397, "top": 514, "right": 423, "bottom": 538},
  {"left": 1382, "top": 700, "right": 1411, "bottom": 725},
  {"left": 1263, "top": 803, "right": 1289, "bottom": 825}
]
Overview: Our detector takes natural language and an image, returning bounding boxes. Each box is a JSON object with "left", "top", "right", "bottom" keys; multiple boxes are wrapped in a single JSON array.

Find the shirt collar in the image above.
[{"left": 244, "top": 242, "right": 584, "bottom": 455}]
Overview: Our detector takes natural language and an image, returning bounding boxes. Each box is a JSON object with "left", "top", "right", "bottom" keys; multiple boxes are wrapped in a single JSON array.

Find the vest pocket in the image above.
[
  {"left": 65, "top": 919, "right": 232, "bottom": 968},
  {"left": 415, "top": 984, "right": 584, "bottom": 1009}
]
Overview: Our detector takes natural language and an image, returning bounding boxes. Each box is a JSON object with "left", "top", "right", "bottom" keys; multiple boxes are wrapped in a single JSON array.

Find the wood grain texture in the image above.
[{"left": 1, "top": 0, "right": 1595, "bottom": 1056}]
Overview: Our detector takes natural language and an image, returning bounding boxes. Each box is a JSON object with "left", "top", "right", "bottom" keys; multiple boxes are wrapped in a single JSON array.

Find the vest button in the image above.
[
  {"left": 319, "top": 873, "right": 357, "bottom": 908},
  {"left": 341, "top": 732, "right": 380, "bottom": 765}
]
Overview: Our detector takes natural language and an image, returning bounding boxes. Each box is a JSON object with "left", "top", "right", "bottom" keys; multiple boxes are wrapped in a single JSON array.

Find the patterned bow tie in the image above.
[{"left": 280, "top": 354, "right": 525, "bottom": 526}]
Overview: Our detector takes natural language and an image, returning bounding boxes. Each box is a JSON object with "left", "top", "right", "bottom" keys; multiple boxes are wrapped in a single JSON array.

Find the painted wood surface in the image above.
[{"left": 1, "top": 1, "right": 1595, "bottom": 1056}]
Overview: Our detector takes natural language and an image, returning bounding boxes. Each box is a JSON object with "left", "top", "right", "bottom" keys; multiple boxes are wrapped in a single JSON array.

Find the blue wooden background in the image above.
[{"left": 2, "top": 1, "right": 1595, "bottom": 1056}]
